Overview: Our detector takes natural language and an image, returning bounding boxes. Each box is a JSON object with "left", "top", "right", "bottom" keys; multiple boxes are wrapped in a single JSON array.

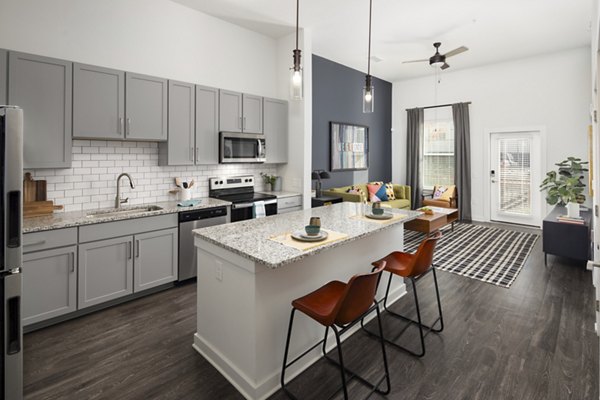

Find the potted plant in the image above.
[
  {"left": 539, "top": 157, "right": 588, "bottom": 218},
  {"left": 260, "top": 172, "right": 282, "bottom": 192}
]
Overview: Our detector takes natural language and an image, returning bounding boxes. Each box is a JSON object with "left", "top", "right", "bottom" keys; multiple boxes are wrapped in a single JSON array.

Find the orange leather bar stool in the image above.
[
  {"left": 280, "top": 262, "right": 391, "bottom": 400},
  {"left": 362, "top": 232, "right": 444, "bottom": 357}
]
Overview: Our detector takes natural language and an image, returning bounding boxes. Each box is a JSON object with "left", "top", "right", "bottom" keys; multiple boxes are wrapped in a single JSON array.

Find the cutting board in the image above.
[
  {"left": 24, "top": 201, "right": 63, "bottom": 218},
  {"left": 23, "top": 173, "right": 47, "bottom": 202}
]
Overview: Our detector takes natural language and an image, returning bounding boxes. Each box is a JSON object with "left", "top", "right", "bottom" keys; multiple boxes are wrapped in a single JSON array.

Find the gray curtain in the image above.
[
  {"left": 452, "top": 103, "right": 472, "bottom": 221},
  {"left": 406, "top": 108, "right": 423, "bottom": 209}
]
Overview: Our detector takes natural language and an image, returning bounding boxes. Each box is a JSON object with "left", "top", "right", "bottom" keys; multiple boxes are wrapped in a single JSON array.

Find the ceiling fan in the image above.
[{"left": 403, "top": 42, "right": 468, "bottom": 70}]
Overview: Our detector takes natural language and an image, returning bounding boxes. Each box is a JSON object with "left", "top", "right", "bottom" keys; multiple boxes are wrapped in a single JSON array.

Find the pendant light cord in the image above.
[
  {"left": 367, "top": 0, "right": 372, "bottom": 76},
  {"left": 296, "top": 0, "right": 299, "bottom": 51}
]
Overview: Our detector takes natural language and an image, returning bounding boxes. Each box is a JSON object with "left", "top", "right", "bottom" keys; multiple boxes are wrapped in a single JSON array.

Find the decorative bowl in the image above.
[
  {"left": 305, "top": 225, "right": 321, "bottom": 236},
  {"left": 372, "top": 206, "right": 384, "bottom": 215}
]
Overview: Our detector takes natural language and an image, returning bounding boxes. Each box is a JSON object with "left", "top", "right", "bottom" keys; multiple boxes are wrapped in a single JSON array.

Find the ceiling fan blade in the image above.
[
  {"left": 441, "top": 63, "right": 450, "bottom": 70},
  {"left": 402, "top": 59, "right": 429, "bottom": 64},
  {"left": 443, "top": 46, "right": 468, "bottom": 58}
]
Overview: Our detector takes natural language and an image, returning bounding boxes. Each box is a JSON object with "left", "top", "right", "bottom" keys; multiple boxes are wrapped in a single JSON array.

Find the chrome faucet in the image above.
[{"left": 115, "top": 173, "right": 135, "bottom": 208}]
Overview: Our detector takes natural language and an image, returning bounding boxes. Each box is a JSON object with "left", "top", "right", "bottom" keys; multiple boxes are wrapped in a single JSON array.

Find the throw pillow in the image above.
[
  {"left": 346, "top": 186, "right": 366, "bottom": 201},
  {"left": 367, "top": 183, "right": 388, "bottom": 203},
  {"left": 385, "top": 183, "right": 396, "bottom": 200},
  {"left": 439, "top": 185, "right": 455, "bottom": 202},
  {"left": 433, "top": 186, "right": 447, "bottom": 199}
]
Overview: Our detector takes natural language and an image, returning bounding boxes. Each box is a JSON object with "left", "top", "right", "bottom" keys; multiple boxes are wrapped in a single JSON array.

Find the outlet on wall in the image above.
[{"left": 214, "top": 260, "right": 223, "bottom": 281}]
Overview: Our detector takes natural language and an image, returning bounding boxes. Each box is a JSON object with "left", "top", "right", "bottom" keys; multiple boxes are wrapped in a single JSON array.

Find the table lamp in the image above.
[{"left": 311, "top": 170, "right": 330, "bottom": 197}]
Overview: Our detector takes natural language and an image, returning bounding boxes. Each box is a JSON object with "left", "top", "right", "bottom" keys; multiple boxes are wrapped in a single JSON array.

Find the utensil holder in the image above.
[{"left": 180, "top": 188, "right": 192, "bottom": 201}]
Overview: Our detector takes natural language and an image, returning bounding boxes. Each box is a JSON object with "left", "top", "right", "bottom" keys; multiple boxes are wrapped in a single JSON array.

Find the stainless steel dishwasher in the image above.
[{"left": 178, "top": 206, "right": 229, "bottom": 281}]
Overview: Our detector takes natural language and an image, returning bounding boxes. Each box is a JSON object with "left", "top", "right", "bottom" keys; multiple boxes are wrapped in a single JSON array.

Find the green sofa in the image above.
[{"left": 322, "top": 184, "right": 411, "bottom": 209}]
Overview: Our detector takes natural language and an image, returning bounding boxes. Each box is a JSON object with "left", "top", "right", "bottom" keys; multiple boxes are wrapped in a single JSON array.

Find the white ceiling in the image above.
[{"left": 172, "top": 0, "right": 593, "bottom": 82}]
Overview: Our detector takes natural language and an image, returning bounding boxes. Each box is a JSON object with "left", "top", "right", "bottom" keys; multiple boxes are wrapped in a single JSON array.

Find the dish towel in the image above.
[
  {"left": 177, "top": 199, "right": 201, "bottom": 207},
  {"left": 253, "top": 201, "right": 266, "bottom": 218}
]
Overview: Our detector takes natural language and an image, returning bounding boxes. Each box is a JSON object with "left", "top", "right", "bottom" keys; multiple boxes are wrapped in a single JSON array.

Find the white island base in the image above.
[{"left": 193, "top": 223, "right": 407, "bottom": 400}]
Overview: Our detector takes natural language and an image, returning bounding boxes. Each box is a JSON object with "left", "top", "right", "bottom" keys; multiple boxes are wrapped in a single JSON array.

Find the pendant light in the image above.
[
  {"left": 290, "top": 0, "right": 303, "bottom": 100},
  {"left": 363, "top": 0, "right": 374, "bottom": 113}
]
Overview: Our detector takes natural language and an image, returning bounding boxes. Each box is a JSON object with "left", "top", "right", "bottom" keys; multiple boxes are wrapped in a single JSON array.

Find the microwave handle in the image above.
[{"left": 257, "top": 139, "right": 263, "bottom": 158}]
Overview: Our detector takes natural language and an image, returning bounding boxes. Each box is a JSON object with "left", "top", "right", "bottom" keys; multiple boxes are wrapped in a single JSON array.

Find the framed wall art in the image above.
[{"left": 330, "top": 122, "right": 369, "bottom": 171}]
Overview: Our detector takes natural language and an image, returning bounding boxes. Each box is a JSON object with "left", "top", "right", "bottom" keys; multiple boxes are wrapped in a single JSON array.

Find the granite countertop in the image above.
[
  {"left": 193, "top": 202, "right": 422, "bottom": 269},
  {"left": 23, "top": 198, "right": 232, "bottom": 233},
  {"left": 257, "top": 191, "right": 302, "bottom": 198}
]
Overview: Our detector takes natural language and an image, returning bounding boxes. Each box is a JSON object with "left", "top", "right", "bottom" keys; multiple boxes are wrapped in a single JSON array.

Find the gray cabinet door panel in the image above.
[
  {"left": 165, "top": 80, "right": 195, "bottom": 165},
  {"left": 73, "top": 63, "right": 125, "bottom": 140},
  {"left": 78, "top": 236, "right": 133, "bottom": 309},
  {"left": 8, "top": 52, "right": 72, "bottom": 168},
  {"left": 22, "top": 246, "right": 77, "bottom": 325},
  {"left": 263, "top": 97, "right": 288, "bottom": 163},
  {"left": 125, "top": 72, "right": 167, "bottom": 141},
  {"left": 134, "top": 228, "right": 178, "bottom": 292},
  {"left": 0, "top": 49, "right": 6, "bottom": 105},
  {"left": 219, "top": 89, "right": 242, "bottom": 132},
  {"left": 78, "top": 214, "right": 177, "bottom": 243},
  {"left": 195, "top": 85, "right": 219, "bottom": 164},
  {"left": 242, "top": 94, "right": 263, "bottom": 134}
]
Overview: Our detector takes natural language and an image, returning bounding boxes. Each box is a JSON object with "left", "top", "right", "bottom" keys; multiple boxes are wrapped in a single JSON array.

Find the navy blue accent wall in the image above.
[{"left": 312, "top": 54, "right": 392, "bottom": 190}]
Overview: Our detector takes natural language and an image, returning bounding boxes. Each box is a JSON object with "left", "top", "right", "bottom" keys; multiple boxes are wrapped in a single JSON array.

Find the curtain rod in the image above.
[{"left": 405, "top": 102, "right": 471, "bottom": 111}]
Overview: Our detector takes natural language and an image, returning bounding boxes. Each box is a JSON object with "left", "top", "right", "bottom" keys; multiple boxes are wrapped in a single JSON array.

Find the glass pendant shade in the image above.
[
  {"left": 363, "top": 75, "right": 374, "bottom": 113},
  {"left": 290, "top": 66, "right": 303, "bottom": 100}
]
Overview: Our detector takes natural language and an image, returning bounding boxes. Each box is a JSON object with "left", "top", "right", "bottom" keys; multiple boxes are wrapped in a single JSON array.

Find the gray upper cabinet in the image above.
[
  {"left": 263, "top": 98, "right": 288, "bottom": 163},
  {"left": 219, "top": 89, "right": 242, "bottom": 132},
  {"left": 159, "top": 80, "right": 195, "bottom": 166},
  {"left": 8, "top": 52, "right": 72, "bottom": 168},
  {"left": 78, "top": 236, "right": 133, "bottom": 309},
  {"left": 0, "top": 49, "right": 6, "bottom": 105},
  {"left": 242, "top": 94, "right": 263, "bottom": 134},
  {"left": 73, "top": 63, "right": 125, "bottom": 140},
  {"left": 22, "top": 245, "right": 77, "bottom": 326},
  {"left": 125, "top": 72, "right": 167, "bottom": 141},
  {"left": 134, "top": 228, "right": 178, "bottom": 292},
  {"left": 195, "top": 85, "right": 219, "bottom": 164}
]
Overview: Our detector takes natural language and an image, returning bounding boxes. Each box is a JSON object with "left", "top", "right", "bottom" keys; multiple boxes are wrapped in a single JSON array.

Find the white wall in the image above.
[
  {"left": 0, "top": 0, "right": 278, "bottom": 97},
  {"left": 392, "top": 47, "right": 591, "bottom": 221}
]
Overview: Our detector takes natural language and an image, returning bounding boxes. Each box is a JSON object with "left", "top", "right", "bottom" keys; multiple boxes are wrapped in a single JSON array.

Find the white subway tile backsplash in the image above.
[{"left": 28, "top": 140, "right": 279, "bottom": 211}]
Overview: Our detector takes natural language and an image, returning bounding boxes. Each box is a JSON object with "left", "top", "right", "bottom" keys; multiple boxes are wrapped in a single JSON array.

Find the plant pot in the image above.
[
  {"left": 264, "top": 183, "right": 272, "bottom": 192},
  {"left": 272, "top": 177, "right": 282, "bottom": 192},
  {"left": 567, "top": 202, "right": 580, "bottom": 218}
]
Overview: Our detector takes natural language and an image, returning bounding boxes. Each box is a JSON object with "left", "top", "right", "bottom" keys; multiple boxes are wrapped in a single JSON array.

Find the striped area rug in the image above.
[{"left": 404, "top": 223, "right": 539, "bottom": 288}]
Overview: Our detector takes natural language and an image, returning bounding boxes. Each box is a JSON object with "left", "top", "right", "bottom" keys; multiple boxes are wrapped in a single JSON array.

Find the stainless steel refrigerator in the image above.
[{"left": 0, "top": 106, "right": 23, "bottom": 400}]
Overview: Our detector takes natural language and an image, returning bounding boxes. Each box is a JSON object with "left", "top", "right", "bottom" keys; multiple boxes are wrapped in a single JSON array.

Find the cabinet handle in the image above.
[
  {"left": 136, "top": 240, "right": 140, "bottom": 258},
  {"left": 190, "top": 147, "right": 193, "bottom": 162},
  {"left": 243, "top": 117, "right": 246, "bottom": 130},
  {"left": 23, "top": 240, "right": 46, "bottom": 247},
  {"left": 128, "top": 241, "right": 132, "bottom": 259},
  {"left": 70, "top": 252, "right": 75, "bottom": 273},
  {"left": 196, "top": 147, "right": 199, "bottom": 162},
  {"left": 118, "top": 117, "right": 124, "bottom": 135},
  {"left": 126, "top": 118, "right": 131, "bottom": 136},
  {"left": 239, "top": 116, "right": 243, "bottom": 130}
]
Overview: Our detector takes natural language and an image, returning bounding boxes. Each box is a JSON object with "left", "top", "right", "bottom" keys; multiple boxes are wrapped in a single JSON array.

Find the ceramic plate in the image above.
[
  {"left": 365, "top": 212, "right": 393, "bottom": 220},
  {"left": 291, "top": 230, "right": 329, "bottom": 242}
]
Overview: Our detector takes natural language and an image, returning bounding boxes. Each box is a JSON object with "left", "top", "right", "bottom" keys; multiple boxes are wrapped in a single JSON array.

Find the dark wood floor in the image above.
[{"left": 24, "top": 225, "right": 598, "bottom": 400}]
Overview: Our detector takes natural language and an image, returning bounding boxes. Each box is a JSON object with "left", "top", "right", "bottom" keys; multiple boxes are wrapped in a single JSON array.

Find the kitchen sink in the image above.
[{"left": 86, "top": 205, "right": 164, "bottom": 218}]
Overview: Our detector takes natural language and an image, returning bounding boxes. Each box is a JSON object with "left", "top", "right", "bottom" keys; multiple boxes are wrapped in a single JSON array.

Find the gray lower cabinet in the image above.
[
  {"left": 73, "top": 63, "right": 125, "bottom": 140},
  {"left": 0, "top": 49, "right": 6, "bottom": 105},
  {"left": 264, "top": 97, "right": 288, "bottom": 163},
  {"left": 134, "top": 228, "right": 178, "bottom": 292},
  {"left": 242, "top": 94, "right": 263, "bottom": 134},
  {"left": 159, "top": 80, "right": 195, "bottom": 166},
  {"left": 78, "top": 236, "right": 134, "bottom": 309},
  {"left": 195, "top": 85, "right": 219, "bottom": 164},
  {"left": 8, "top": 51, "right": 72, "bottom": 168},
  {"left": 22, "top": 245, "right": 77, "bottom": 326},
  {"left": 219, "top": 89, "right": 243, "bottom": 132},
  {"left": 125, "top": 72, "right": 168, "bottom": 141}
]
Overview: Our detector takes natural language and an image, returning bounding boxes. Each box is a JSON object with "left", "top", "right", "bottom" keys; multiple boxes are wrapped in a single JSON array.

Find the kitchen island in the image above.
[{"left": 193, "top": 202, "right": 421, "bottom": 399}]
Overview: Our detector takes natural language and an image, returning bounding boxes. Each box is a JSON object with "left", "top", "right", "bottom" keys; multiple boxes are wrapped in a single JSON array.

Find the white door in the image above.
[{"left": 490, "top": 131, "right": 542, "bottom": 226}]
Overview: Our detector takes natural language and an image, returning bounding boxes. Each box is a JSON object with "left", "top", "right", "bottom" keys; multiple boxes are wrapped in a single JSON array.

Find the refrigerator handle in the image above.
[
  {"left": 7, "top": 191, "right": 21, "bottom": 248},
  {"left": 7, "top": 295, "right": 21, "bottom": 354}
]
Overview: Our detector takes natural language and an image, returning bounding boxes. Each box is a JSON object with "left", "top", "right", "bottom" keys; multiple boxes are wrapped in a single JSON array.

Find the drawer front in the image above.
[
  {"left": 79, "top": 214, "right": 178, "bottom": 243},
  {"left": 278, "top": 206, "right": 302, "bottom": 214},
  {"left": 23, "top": 228, "right": 78, "bottom": 253},
  {"left": 278, "top": 195, "right": 302, "bottom": 209}
]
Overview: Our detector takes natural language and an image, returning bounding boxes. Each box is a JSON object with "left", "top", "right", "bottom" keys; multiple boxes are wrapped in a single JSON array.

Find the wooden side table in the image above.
[
  {"left": 311, "top": 196, "right": 343, "bottom": 208},
  {"left": 542, "top": 206, "right": 592, "bottom": 265}
]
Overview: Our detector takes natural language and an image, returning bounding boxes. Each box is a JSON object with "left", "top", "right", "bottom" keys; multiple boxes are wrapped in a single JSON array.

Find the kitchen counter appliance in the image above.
[
  {"left": 220, "top": 132, "right": 266, "bottom": 163},
  {"left": 209, "top": 176, "right": 277, "bottom": 222},
  {"left": 178, "top": 206, "right": 229, "bottom": 281}
]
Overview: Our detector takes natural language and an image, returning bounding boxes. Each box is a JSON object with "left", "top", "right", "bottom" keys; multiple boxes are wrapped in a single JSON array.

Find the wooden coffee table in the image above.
[{"left": 405, "top": 207, "right": 459, "bottom": 236}]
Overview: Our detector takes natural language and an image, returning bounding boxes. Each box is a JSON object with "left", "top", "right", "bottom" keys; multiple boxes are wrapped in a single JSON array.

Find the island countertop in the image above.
[{"left": 193, "top": 202, "right": 422, "bottom": 268}]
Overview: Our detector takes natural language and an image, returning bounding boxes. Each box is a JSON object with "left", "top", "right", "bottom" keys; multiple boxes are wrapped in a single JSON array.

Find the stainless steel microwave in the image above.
[{"left": 219, "top": 132, "right": 266, "bottom": 163}]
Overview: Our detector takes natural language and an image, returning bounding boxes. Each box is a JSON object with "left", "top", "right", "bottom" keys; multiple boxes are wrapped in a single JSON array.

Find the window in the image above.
[{"left": 423, "top": 106, "right": 454, "bottom": 189}]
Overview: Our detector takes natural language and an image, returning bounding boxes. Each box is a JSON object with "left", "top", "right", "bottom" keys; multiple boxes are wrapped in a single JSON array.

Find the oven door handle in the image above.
[
  {"left": 232, "top": 203, "right": 254, "bottom": 209},
  {"left": 263, "top": 199, "right": 277, "bottom": 205}
]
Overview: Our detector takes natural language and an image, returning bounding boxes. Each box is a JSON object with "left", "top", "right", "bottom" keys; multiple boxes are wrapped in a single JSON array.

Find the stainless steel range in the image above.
[{"left": 209, "top": 176, "right": 277, "bottom": 222}]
